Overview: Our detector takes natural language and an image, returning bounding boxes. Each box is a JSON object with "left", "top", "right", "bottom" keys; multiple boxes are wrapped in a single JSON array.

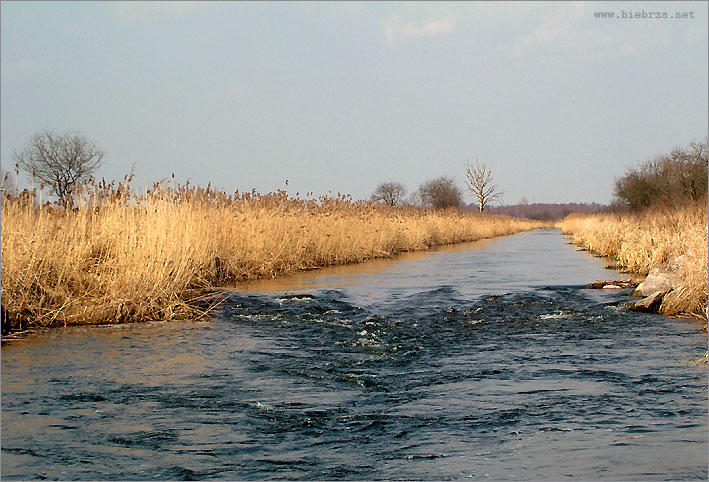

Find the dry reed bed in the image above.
[
  {"left": 1, "top": 185, "right": 545, "bottom": 329},
  {"left": 558, "top": 202, "right": 708, "bottom": 319}
]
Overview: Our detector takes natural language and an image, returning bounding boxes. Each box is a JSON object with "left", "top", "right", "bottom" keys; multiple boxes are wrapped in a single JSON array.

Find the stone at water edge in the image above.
[
  {"left": 631, "top": 268, "right": 676, "bottom": 297},
  {"left": 631, "top": 253, "right": 694, "bottom": 297},
  {"left": 586, "top": 279, "right": 638, "bottom": 289},
  {"left": 627, "top": 289, "right": 670, "bottom": 313}
]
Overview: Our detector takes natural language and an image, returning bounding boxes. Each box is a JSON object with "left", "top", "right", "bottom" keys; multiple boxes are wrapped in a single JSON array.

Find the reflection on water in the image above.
[
  {"left": 240, "top": 229, "right": 628, "bottom": 307},
  {"left": 239, "top": 237, "right": 498, "bottom": 292},
  {"left": 1, "top": 229, "right": 706, "bottom": 480}
]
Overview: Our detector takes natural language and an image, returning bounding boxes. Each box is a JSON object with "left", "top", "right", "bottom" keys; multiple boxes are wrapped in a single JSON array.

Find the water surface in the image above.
[{"left": 2, "top": 229, "right": 706, "bottom": 480}]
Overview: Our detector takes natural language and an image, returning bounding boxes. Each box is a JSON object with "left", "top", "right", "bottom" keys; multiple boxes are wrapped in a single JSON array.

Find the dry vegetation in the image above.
[
  {"left": 559, "top": 200, "right": 708, "bottom": 319},
  {"left": 1, "top": 182, "right": 546, "bottom": 331}
]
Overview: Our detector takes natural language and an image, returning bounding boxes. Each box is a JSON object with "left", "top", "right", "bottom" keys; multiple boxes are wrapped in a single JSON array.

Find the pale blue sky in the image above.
[{"left": 2, "top": 1, "right": 707, "bottom": 204}]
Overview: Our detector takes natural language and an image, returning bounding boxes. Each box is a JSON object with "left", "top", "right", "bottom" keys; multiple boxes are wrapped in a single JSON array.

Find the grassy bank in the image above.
[
  {"left": 558, "top": 201, "right": 708, "bottom": 319},
  {"left": 1, "top": 184, "right": 546, "bottom": 330}
]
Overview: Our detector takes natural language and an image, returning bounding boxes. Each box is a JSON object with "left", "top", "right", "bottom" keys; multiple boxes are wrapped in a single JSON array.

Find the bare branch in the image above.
[
  {"left": 371, "top": 182, "right": 407, "bottom": 206},
  {"left": 464, "top": 158, "right": 504, "bottom": 212},
  {"left": 417, "top": 176, "right": 463, "bottom": 209},
  {"left": 13, "top": 129, "right": 104, "bottom": 208}
]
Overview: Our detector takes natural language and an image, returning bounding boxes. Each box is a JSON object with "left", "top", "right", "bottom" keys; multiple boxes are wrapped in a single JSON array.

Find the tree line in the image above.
[
  {"left": 4, "top": 129, "right": 507, "bottom": 213},
  {"left": 7, "top": 128, "right": 705, "bottom": 216},
  {"left": 486, "top": 202, "right": 609, "bottom": 221},
  {"left": 373, "top": 139, "right": 708, "bottom": 215},
  {"left": 613, "top": 139, "right": 708, "bottom": 211},
  {"left": 372, "top": 160, "right": 504, "bottom": 211}
]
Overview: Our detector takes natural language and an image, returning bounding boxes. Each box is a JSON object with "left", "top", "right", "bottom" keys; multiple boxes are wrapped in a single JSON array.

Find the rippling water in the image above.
[{"left": 2, "top": 230, "right": 707, "bottom": 480}]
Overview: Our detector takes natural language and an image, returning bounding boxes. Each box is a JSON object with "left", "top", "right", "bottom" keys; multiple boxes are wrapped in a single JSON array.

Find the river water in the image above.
[{"left": 1, "top": 229, "right": 707, "bottom": 480}]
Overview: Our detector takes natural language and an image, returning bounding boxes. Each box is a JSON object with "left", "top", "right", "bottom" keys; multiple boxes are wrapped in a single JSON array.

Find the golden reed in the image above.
[
  {"left": 559, "top": 200, "right": 708, "bottom": 319},
  {"left": 1, "top": 183, "right": 545, "bottom": 329}
]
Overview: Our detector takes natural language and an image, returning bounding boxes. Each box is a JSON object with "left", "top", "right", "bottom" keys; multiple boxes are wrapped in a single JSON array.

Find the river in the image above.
[{"left": 1, "top": 229, "right": 707, "bottom": 480}]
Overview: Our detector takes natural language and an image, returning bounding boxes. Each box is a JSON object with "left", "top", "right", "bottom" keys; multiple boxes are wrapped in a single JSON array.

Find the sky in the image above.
[{"left": 1, "top": 1, "right": 707, "bottom": 205}]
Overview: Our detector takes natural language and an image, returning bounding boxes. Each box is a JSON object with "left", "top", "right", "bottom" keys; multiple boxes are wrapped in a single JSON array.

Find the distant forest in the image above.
[{"left": 477, "top": 202, "right": 609, "bottom": 220}]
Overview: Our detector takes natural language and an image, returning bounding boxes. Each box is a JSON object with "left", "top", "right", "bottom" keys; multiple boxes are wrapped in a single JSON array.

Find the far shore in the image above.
[{"left": 1, "top": 185, "right": 548, "bottom": 334}]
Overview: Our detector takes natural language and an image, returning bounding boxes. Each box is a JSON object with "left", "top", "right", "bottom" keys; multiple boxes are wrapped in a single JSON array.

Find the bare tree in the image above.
[
  {"left": 464, "top": 159, "right": 504, "bottom": 212},
  {"left": 13, "top": 129, "right": 105, "bottom": 208},
  {"left": 417, "top": 176, "right": 463, "bottom": 209},
  {"left": 614, "top": 138, "right": 708, "bottom": 210},
  {"left": 371, "top": 181, "right": 407, "bottom": 206},
  {"left": 406, "top": 189, "right": 423, "bottom": 207}
]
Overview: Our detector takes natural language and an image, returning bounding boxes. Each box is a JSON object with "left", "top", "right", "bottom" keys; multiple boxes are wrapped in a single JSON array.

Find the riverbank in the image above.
[
  {"left": 1, "top": 184, "right": 547, "bottom": 331},
  {"left": 558, "top": 201, "right": 708, "bottom": 320},
  {"left": 3, "top": 228, "right": 706, "bottom": 480}
]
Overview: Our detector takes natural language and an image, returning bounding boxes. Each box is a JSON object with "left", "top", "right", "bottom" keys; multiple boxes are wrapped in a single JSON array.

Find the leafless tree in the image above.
[
  {"left": 371, "top": 181, "right": 407, "bottom": 206},
  {"left": 464, "top": 159, "right": 504, "bottom": 212},
  {"left": 614, "top": 139, "right": 708, "bottom": 210},
  {"left": 417, "top": 176, "right": 463, "bottom": 209},
  {"left": 13, "top": 129, "right": 105, "bottom": 208}
]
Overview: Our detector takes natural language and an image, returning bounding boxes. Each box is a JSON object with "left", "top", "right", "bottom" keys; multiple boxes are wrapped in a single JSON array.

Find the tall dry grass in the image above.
[
  {"left": 1, "top": 182, "right": 546, "bottom": 330},
  {"left": 558, "top": 201, "right": 708, "bottom": 319}
]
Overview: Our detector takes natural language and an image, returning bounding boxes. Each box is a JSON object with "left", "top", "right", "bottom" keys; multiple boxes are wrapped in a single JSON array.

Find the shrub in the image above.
[{"left": 614, "top": 139, "right": 708, "bottom": 210}]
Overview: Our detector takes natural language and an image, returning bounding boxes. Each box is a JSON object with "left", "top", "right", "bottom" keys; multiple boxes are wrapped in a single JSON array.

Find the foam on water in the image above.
[{"left": 2, "top": 230, "right": 706, "bottom": 480}]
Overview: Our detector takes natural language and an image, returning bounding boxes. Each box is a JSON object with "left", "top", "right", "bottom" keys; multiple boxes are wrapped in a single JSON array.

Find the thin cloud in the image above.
[
  {"left": 298, "top": 2, "right": 368, "bottom": 17},
  {"left": 226, "top": 84, "right": 249, "bottom": 100},
  {"left": 333, "top": 2, "right": 368, "bottom": 16},
  {"left": 510, "top": 10, "right": 635, "bottom": 59},
  {"left": 383, "top": 14, "right": 455, "bottom": 46},
  {"left": 3, "top": 59, "right": 40, "bottom": 78},
  {"left": 684, "top": 23, "right": 708, "bottom": 43},
  {"left": 110, "top": 2, "right": 202, "bottom": 27}
]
